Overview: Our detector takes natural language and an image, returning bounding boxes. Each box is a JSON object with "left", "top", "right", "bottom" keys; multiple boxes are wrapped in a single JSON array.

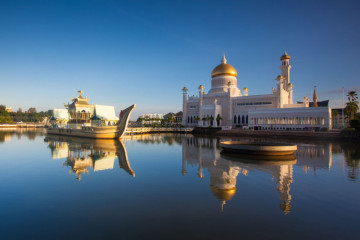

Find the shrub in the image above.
[{"left": 350, "top": 119, "right": 360, "bottom": 130}]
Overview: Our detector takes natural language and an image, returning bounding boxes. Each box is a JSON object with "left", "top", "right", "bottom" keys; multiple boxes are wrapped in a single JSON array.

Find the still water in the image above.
[{"left": 0, "top": 130, "right": 359, "bottom": 240}]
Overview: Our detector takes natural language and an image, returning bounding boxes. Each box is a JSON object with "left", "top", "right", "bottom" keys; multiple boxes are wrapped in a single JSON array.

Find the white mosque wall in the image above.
[{"left": 248, "top": 107, "right": 332, "bottom": 130}]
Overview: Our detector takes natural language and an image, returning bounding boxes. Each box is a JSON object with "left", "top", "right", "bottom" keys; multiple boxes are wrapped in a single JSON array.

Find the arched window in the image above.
[
  {"left": 242, "top": 115, "right": 245, "bottom": 124},
  {"left": 234, "top": 115, "right": 236, "bottom": 124},
  {"left": 188, "top": 116, "right": 189, "bottom": 123},
  {"left": 238, "top": 115, "right": 241, "bottom": 124},
  {"left": 246, "top": 115, "right": 248, "bottom": 124}
]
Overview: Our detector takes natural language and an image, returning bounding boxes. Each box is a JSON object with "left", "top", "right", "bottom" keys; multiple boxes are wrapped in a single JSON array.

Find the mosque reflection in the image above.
[
  {"left": 45, "top": 135, "right": 135, "bottom": 180},
  {"left": 181, "top": 135, "right": 333, "bottom": 214}
]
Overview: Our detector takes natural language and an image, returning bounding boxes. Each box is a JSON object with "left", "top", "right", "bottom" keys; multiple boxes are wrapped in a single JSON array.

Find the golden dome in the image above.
[
  {"left": 211, "top": 54, "right": 237, "bottom": 78},
  {"left": 210, "top": 185, "right": 236, "bottom": 201},
  {"left": 243, "top": 87, "right": 248, "bottom": 91},
  {"left": 280, "top": 51, "right": 291, "bottom": 60}
]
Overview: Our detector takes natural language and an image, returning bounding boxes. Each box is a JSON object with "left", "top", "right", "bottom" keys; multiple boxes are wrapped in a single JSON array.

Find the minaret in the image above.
[
  {"left": 182, "top": 87, "right": 188, "bottom": 125},
  {"left": 280, "top": 51, "right": 291, "bottom": 90},
  {"left": 276, "top": 75, "right": 285, "bottom": 108},
  {"left": 227, "top": 81, "right": 233, "bottom": 127},
  {"left": 288, "top": 83, "right": 293, "bottom": 104},
  {"left": 198, "top": 85, "right": 204, "bottom": 127},
  {"left": 313, "top": 86, "right": 318, "bottom": 107}
]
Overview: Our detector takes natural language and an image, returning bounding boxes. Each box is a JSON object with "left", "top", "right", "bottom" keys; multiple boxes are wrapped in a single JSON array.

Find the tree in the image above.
[
  {"left": 344, "top": 91, "right": 359, "bottom": 120},
  {"left": 0, "top": 105, "right": 14, "bottom": 124},
  {"left": 27, "top": 107, "right": 37, "bottom": 113}
]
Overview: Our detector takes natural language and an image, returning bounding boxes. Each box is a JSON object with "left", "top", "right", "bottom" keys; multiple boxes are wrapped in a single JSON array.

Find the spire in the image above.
[
  {"left": 221, "top": 52, "right": 227, "bottom": 64},
  {"left": 313, "top": 86, "right": 318, "bottom": 107}
]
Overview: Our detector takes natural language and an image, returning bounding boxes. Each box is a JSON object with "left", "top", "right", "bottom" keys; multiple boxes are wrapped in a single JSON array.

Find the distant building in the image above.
[
  {"left": 163, "top": 111, "right": 183, "bottom": 123},
  {"left": 139, "top": 113, "right": 164, "bottom": 125},
  {"left": 5, "top": 106, "right": 12, "bottom": 113},
  {"left": 182, "top": 52, "right": 332, "bottom": 130},
  {"left": 331, "top": 108, "right": 348, "bottom": 129}
]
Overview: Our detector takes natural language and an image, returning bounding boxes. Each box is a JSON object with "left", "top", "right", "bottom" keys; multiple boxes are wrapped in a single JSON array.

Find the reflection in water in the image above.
[
  {"left": 0, "top": 129, "right": 46, "bottom": 142},
  {"left": 181, "top": 135, "right": 335, "bottom": 214},
  {"left": 45, "top": 135, "right": 135, "bottom": 180}
]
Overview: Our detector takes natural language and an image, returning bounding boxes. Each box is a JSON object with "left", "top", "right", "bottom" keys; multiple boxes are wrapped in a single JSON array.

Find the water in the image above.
[{"left": 0, "top": 130, "right": 359, "bottom": 240}]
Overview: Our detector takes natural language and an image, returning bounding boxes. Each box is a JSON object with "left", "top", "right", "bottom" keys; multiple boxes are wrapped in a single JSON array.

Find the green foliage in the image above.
[
  {"left": 0, "top": 105, "right": 52, "bottom": 123},
  {"left": 350, "top": 119, "right": 360, "bottom": 130},
  {"left": 345, "top": 91, "right": 359, "bottom": 120},
  {"left": 0, "top": 105, "right": 14, "bottom": 124}
]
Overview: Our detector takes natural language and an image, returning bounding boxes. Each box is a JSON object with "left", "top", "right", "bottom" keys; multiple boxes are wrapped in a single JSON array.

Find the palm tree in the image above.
[{"left": 345, "top": 91, "right": 359, "bottom": 120}]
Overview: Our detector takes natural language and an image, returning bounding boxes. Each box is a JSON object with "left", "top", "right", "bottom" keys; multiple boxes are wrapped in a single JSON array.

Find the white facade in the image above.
[{"left": 182, "top": 53, "right": 332, "bottom": 130}]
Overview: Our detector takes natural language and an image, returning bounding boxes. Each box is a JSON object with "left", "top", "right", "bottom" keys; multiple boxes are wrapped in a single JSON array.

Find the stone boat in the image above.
[{"left": 47, "top": 104, "right": 135, "bottom": 139}]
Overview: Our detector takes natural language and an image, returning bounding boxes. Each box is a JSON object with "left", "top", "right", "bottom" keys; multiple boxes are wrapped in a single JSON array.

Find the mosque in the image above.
[{"left": 182, "top": 52, "right": 332, "bottom": 130}]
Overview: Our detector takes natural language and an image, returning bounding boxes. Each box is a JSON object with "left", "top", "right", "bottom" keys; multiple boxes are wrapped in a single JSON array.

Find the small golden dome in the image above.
[
  {"left": 210, "top": 185, "right": 236, "bottom": 201},
  {"left": 276, "top": 75, "right": 284, "bottom": 81},
  {"left": 211, "top": 54, "right": 237, "bottom": 78},
  {"left": 243, "top": 87, "right": 248, "bottom": 91},
  {"left": 280, "top": 51, "right": 291, "bottom": 60}
]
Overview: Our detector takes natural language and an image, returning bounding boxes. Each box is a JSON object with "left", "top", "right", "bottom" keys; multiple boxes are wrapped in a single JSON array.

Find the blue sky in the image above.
[{"left": 0, "top": 0, "right": 359, "bottom": 118}]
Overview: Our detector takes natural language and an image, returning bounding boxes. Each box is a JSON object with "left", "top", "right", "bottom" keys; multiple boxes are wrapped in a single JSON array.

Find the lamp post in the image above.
[{"left": 342, "top": 86, "right": 344, "bottom": 128}]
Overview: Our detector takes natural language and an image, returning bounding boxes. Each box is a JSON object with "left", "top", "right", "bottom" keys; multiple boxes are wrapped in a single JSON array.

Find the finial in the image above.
[
  {"left": 78, "top": 90, "right": 83, "bottom": 97},
  {"left": 221, "top": 200, "right": 226, "bottom": 212},
  {"left": 221, "top": 52, "right": 227, "bottom": 64},
  {"left": 313, "top": 86, "right": 318, "bottom": 107}
]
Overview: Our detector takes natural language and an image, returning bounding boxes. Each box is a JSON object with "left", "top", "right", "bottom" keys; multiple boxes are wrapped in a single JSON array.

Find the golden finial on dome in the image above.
[
  {"left": 182, "top": 87, "right": 188, "bottom": 92},
  {"left": 243, "top": 87, "right": 248, "bottom": 91}
]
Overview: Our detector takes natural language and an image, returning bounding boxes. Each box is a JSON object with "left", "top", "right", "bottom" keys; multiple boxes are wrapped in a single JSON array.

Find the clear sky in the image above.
[{"left": 0, "top": 0, "right": 359, "bottom": 119}]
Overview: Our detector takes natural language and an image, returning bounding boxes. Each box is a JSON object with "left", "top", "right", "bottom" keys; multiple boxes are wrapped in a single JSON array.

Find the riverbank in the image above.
[
  {"left": 193, "top": 127, "right": 360, "bottom": 140},
  {"left": 0, "top": 123, "right": 46, "bottom": 129}
]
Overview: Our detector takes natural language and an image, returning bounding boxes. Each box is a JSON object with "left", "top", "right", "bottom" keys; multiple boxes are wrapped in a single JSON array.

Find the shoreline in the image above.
[{"left": 193, "top": 128, "right": 360, "bottom": 141}]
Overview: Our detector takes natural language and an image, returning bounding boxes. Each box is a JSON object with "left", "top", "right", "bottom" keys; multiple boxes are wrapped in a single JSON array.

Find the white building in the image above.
[
  {"left": 139, "top": 113, "right": 164, "bottom": 125},
  {"left": 182, "top": 52, "right": 332, "bottom": 130}
]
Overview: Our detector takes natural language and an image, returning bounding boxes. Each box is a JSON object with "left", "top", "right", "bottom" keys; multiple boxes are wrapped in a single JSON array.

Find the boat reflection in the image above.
[
  {"left": 181, "top": 135, "right": 332, "bottom": 214},
  {"left": 45, "top": 135, "right": 135, "bottom": 180}
]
